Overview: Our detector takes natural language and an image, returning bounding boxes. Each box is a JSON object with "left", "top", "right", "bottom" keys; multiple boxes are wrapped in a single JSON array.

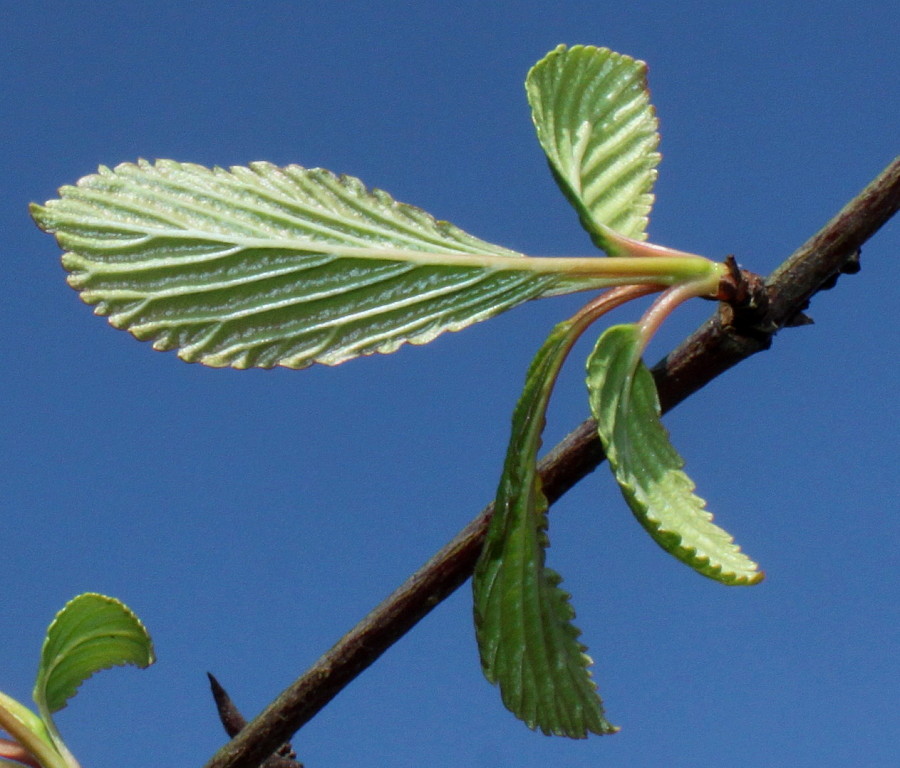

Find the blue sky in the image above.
[{"left": 3, "top": 2, "right": 898, "bottom": 767}]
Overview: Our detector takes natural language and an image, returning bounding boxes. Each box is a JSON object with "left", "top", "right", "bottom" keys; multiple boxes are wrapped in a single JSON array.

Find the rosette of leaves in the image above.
[
  {"left": 0, "top": 594, "right": 154, "bottom": 768},
  {"left": 32, "top": 44, "right": 762, "bottom": 737}
]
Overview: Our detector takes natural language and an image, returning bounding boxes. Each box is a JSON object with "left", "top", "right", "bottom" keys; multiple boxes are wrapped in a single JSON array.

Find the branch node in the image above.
[
  {"left": 840, "top": 249, "right": 862, "bottom": 274},
  {"left": 716, "top": 256, "right": 775, "bottom": 344}
]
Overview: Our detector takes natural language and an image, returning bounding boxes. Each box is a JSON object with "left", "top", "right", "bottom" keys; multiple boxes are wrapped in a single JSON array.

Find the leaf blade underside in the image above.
[
  {"left": 527, "top": 44, "right": 660, "bottom": 252},
  {"left": 586, "top": 325, "right": 763, "bottom": 585},
  {"left": 34, "top": 593, "right": 155, "bottom": 716},
  {"left": 473, "top": 319, "right": 616, "bottom": 738},
  {"left": 32, "top": 160, "right": 605, "bottom": 369}
]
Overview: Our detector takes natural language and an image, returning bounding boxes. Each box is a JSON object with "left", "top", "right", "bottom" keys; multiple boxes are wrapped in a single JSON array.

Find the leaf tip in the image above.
[
  {"left": 29, "top": 201, "right": 48, "bottom": 227},
  {"left": 746, "top": 569, "right": 766, "bottom": 585}
]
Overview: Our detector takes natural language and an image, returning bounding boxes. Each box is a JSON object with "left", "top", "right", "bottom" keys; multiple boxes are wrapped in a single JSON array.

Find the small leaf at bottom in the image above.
[{"left": 473, "top": 320, "right": 616, "bottom": 737}]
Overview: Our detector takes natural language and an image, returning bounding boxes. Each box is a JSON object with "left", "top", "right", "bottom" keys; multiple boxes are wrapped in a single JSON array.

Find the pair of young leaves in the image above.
[
  {"left": 0, "top": 594, "right": 153, "bottom": 768},
  {"left": 32, "top": 45, "right": 762, "bottom": 737}
]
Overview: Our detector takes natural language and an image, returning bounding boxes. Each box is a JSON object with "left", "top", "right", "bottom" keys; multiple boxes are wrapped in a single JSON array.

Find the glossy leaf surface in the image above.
[
  {"left": 527, "top": 44, "right": 660, "bottom": 252},
  {"left": 32, "top": 161, "right": 609, "bottom": 369},
  {"left": 586, "top": 325, "right": 763, "bottom": 584},
  {"left": 474, "top": 319, "right": 616, "bottom": 738},
  {"left": 34, "top": 593, "right": 155, "bottom": 715}
]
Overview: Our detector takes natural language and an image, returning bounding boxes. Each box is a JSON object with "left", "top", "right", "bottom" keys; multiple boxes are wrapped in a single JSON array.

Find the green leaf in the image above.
[
  {"left": 31, "top": 160, "right": 610, "bottom": 369},
  {"left": 473, "top": 318, "right": 616, "bottom": 738},
  {"left": 34, "top": 593, "right": 155, "bottom": 716},
  {"left": 527, "top": 44, "right": 660, "bottom": 252},
  {"left": 586, "top": 325, "right": 763, "bottom": 585}
]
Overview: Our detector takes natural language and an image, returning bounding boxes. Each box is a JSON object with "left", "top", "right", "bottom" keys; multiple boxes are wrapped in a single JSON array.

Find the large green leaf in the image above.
[
  {"left": 34, "top": 593, "right": 155, "bottom": 716},
  {"left": 31, "top": 161, "right": 610, "bottom": 369},
  {"left": 473, "top": 318, "right": 616, "bottom": 738},
  {"left": 586, "top": 325, "right": 763, "bottom": 585},
  {"left": 527, "top": 44, "right": 660, "bottom": 252}
]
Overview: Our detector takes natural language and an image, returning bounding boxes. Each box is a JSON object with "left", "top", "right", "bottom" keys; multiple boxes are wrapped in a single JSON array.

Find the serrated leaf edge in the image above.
[
  {"left": 587, "top": 325, "right": 763, "bottom": 585},
  {"left": 526, "top": 44, "right": 660, "bottom": 251},
  {"left": 35, "top": 593, "right": 155, "bottom": 715}
]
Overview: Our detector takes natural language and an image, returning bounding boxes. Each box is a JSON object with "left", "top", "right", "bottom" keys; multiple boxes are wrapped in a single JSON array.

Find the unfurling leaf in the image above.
[
  {"left": 527, "top": 44, "right": 660, "bottom": 253},
  {"left": 31, "top": 161, "right": 612, "bottom": 369},
  {"left": 473, "top": 319, "right": 616, "bottom": 738},
  {"left": 586, "top": 325, "right": 763, "bottom": 585},
  {"left": 34, "top": 593, "right": 155, "bottom": 715}
]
